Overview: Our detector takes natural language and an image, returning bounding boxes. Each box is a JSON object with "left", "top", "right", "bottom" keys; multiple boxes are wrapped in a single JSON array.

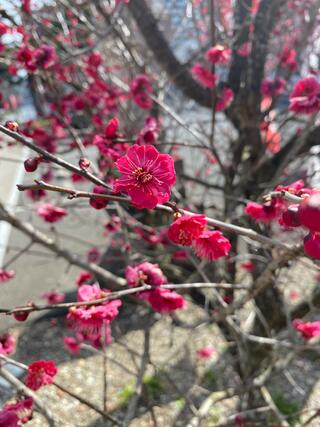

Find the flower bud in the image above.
[
  {"left": 13, "top": 311, "right": 29, "bottom": 322},
  {"left": 24, "top": 157, "right": 39, "bottom": 172},
  {"left": 79, "top": 157, "right": 90, "bottom": 170},
  {"left": 5, "top": 120, "right": 19, "bottom": 132},
  {"left": 89, "top": 185, "right": 108, "bottom": 210}
]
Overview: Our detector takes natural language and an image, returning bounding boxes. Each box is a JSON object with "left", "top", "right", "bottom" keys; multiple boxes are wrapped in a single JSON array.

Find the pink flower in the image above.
[
  {"left": 63, "top": 336, "right": 80, "bottom": 355},
  {"left": 196, "top": 345, "right": 216, "bottom": 359},
  {"left": 191, "top": 64, "right": 216, "bottom": 88},
  {"left": 205, "top": 45, "right": 231, "bottom": 64},
  {"left": 130, "top": 75, "right": 153, "bottom": 109},
  {"left": 289, "top": 77, "right": 320, "bottom": 114},
  {"left": 87, "top": 247, "right": 101, "bottom": 263},
  {"left": 146, "top": 288, "right": 186, "bottom": 313},
  {"left": 0, "top": 269, "right": 15, "bottom": 283},
  {"left": 25, "top": 360, "right": 57, "bottom": 391},
  {"left": 93, "top": 135, "right": 126, "bottom": 163},
  {"left": 41, "top": 291, "right": 65, "bottom": 304},
  {"left": 261, "top": 124, "right": 281, "bottom": 154},
  {"left": 304, "top": 232, "right": 320, "bottom": 260},
  {"left": 0, "top": 333, "right": 15, "bottom": 355},
  {"left": 87, "top": 51, "right": 102, "bottom": 68},
  {"left": 126, "top": 262, "right": 167, "bottom": 288},
  {"left": 215, "top": 87, "right": 234, "bottom": 111},
  {"left": 193, "top": 230, "right": 231, "bottom": 261},
  {"left": 261, "top": 77, "right": 286, "bottom": 97},
  {"left": 76, "top": 271, "right": 93, "bottom": 287},
  {"left": 22, "top": 0, "right": 32, "bottom": 14},
  {"left": 104, "top": 215, "right": 122, "bottom": 234},
  {"left": 280, "top": 47, "right": 297, "bottom": 71},
  {"left": 289, "top": 290, "right": 299, "bottom": 301},
  {"left": 0, "top": 23, "right": 9, "bottom": 36},
  {"left": 136, "top": 117, "right": 160, "bottom": 145},
  {"left": 104, "top": 117, "right": 119, "bottom": 139},
  {"left": 77, "top": 284, "right": 101, "bottom": 301},
  {"left": 168, "top": 214, "right": 207, "bottom": 246},
  {"left": 237, "top": 42, "right": 251, "bottom": 57},
  {"left": 280, "top": 205, "right": 301, "bottom": 228},
  {"left": 245, "top": 201, "right": 279, "bottom": 223},
  {"left": 16, "top": 45, "right": 35, "bottom": 71},
  {"left": 36, "top": 203, "right": 67, "bottom": 223},
  {"left": 293, "top": 319, "right": 320, "bottom": 340},
  {"left": 0, "top": 410, "right": 19, "bottom": 427},
  {"left": 76, "top": 324, "right": 112, "bottom": 349},
  {"left": 34, "top": 44, "right": 57, "bottom": 69},
  {"left": 298, "top": 192, "right": 320, "bottom": 232},
  {"left": 240, "top": 261, "right": 255, "bottom": 272},
  {"left": 134, "top": 227, "right": 163, "bottom": 245},
  {"left": 67, "top": 285, "right": 121, "bottom": 336},
  {"left": 0, "top": 397, "right": 33, "bottom": 426},
  {"left": 171, "top": 250, "right": 188, "bottom": 261},
  {"left": 114, "top": 144, "right": 176, "bottom": 209}
]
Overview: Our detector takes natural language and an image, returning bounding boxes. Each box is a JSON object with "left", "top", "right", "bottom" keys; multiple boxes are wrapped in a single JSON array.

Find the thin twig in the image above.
[
  {"left": 0, "top": 125, "right": 110, "bottom": 190},
  {"left": 0, "top": 365, "right": 59, "bottom": 427},
  {"left": 122, "top": 326, "right": 150, "bottom": 426},
  {"left": 0, "top": 282, "right": 245, "bottom": 315}
]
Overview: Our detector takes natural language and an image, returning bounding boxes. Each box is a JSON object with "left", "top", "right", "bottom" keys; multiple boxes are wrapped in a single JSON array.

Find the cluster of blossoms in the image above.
[
  {"left": 66, "top": 284, "right": 121, "bottom": 348},
  {"left": 0, "top": 397, "right": 33, "bottom": 426},
  {"left": 191, "top": 44, "right": 234, "bottom": 112},
  {"left": 16, "top": 44, "right": 57, "bottom": 72},
  {"left": 245, "top": 180, "right": 320, "bottom": 259},
  {"left": 168, "top": 214, "right": 231, "bottom": 261},
  {"left": 25, "top": 360, "right": 57, "bottom": 391},
  {"left": 130, "top": 75, "right": 153, "bottom": 109},
  {"left": 125, "top": 262, "right": 186, "bottom": 313}
]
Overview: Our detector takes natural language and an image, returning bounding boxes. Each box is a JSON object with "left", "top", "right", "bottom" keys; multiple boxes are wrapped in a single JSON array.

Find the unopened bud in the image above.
[
  {"left": 79, "top": 157, "right": 90, "bottom": 170},
  {"left": 13, "top": 310, "right": 29, "bottom": 322},
  {"left": 5, "top": 121, "right": 19, "bottom": 132},
  {"left": 24, "top": 157, "right": 39, "bottom": 172}
]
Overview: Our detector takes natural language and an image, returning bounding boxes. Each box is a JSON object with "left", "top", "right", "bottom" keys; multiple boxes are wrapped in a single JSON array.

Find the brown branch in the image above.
[
  {"left": 0, "top": 365, "right": 59, "bottom": 426},
  {"left": 0, "top": 283, "right": 247, "bottom": 316},
  {"left": 126, "top": 0, "right": 211, "bottom": 107},
  {"left": 0, "top": 125, "right": 110, "bottom": 190},
  {"left": 0, "top": 355, "right": 121, "bottom": 426},
  {"left": 122, "top": 326, "right": 150, "bottom": 426},
  {"left": 16, "top": 179, "right": 295, "bottom": 251},
  {"left": 0, "top": 200, "right": 126, "bottom": 291}
]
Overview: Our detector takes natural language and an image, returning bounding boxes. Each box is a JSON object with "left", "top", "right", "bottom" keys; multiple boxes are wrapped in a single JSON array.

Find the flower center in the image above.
[
  {"left": 178, "top": 230, "right": 190, "bottom": 245},
  {"left": 132, "top": 167, "right": 153, "bottom": 186}
]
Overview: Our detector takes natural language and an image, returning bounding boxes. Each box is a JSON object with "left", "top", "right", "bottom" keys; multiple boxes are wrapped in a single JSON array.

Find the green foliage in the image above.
[
  {"left": 272, "top": 392, "right": 300, "bottom": 425},
  {"left": 118, "top": 383, "right": 135, "bottom": 403},
  {"left": 173, "top": 397, "right": 186, "bottom": 410},
  {"left": 201, "top": 368, "right": 217, "bottom": 390},
  {"left": 142, "top": 374, "right": 163, "bottom": 400}
]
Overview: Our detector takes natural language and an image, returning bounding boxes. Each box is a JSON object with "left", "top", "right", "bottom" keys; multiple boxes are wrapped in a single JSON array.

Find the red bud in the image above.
[
  {"left": 79, "top": 157, "right": 90, "bottom": 170},
  {"left": 5, "top": 121, "right": 19, "bottom": 132},
  {"left": 24, "top": 157, "right": 39, "bottom": 172}
]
